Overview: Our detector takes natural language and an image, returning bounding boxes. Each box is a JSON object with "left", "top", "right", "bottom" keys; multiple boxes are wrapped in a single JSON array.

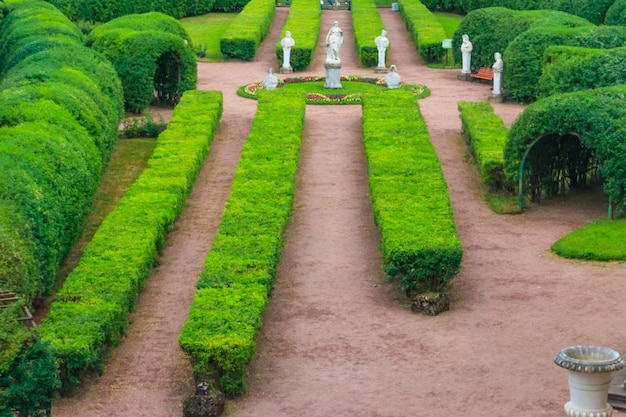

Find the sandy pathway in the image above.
[{"left": 52, "top": 7, "right": 626, "bottom": 417}]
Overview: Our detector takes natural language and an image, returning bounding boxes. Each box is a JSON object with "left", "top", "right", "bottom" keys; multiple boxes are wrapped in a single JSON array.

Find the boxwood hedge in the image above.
[
  {"left": 458, "top": 101, "right": 510, "bottom": 190},
  {"left": 87, "top": 12, "right": 197, "bottom": 112},
  {"left": 351, "top": 0, "right": 386, "bottom": 67},
  {"left": 179, "top": 91, "right": 305, "bottom": 397},
  {"left": 362, "top": 90, "right": 462, "bottom": 294},
  {"left": 274, "top": 0, "right": 320, "bottom": 71},
  {"left": 220, "top": 0, "right": 275, "bottom": 60},
  {"left": 39, "top": 90, "right": 223, "bottom": 393},
  {"left": 397, "top": 0, "right": 447, "bottom": 64}
]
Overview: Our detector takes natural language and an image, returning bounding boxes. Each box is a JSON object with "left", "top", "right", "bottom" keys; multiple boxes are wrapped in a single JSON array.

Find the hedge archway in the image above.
[
  {"left": 505, "top": 85, "right": 626, "bottom": 216},
  {"left": 87, "top": 12, "right": 197, "bottom": 112}
]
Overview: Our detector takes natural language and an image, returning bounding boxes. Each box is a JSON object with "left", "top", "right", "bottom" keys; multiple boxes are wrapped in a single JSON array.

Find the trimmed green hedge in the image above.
[
  {"left": 47, "top": 0, "right": 218, "bottom": 23},
  {"left": 504, "top": 25, "right": 626, "bottom": 103},
  {"left": 458, "top": 101, "right": 510, "bottom": 190},
  {"left": 606, "top": 0, "right": 626, "bottom": 25},
  {"left": 452, "top": 7, "right": 591, "bottom": 72},
  {"left": 39, "top": 90, "right": 223, "bottom": 393},
  {"left": 220, "top": 0, "right": 275, "bottom": 61},
  {"left": 538, "top": 46, "right": 626, "bottom": 98},
  {"left": 505, "top": 85, "right": 626, "bottom": 216},
  {"left": 397, "top": 0, "right": 447, "bottom": 64},
  {"left": 179, "top": 91, "right": 305, "bottom": 397},
  {"left": 274, "top": 0, "right": 320, "bottom": 71},
  {"left": 362, "top": 90, "right": 462, "bottom": 293},
  {"left": 351, "top": 0, "right": 385, "bottom": 67},
  {"left": 87, "top": 12, "right": 197, "bottom": 112}
]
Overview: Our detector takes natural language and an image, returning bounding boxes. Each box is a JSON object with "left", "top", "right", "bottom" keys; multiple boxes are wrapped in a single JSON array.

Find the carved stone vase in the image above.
[{"left": 555, "top": 346, "right": 626, "bottom": 417}]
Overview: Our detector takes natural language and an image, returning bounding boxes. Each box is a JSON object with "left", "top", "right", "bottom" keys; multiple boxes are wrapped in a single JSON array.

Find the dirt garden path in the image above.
[{"left": 52, "top": 7, "right": 626, "bottom": 417}]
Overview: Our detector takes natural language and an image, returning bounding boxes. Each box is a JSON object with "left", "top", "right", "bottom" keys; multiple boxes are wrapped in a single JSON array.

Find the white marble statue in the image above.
[
  {"left": 460, "top": 34, "right": 472, "bottom": 74},
  {"left": 375, "top": 29, "right": 389, "bottom": 69},
  {"left": 492, "top": 52, "right": 503, "bottom": 95},
  {"left": 325, "top": 21, "right": 343, "bottom": 65},
  {"left": 262, "top": 68, "right": 278, "bottom": 90},
  {"left": 385, "top": 64, "right": 401, "bottom": 89},
  {"left": 281, "top": 31, "right": 295, "bottom": 70}
]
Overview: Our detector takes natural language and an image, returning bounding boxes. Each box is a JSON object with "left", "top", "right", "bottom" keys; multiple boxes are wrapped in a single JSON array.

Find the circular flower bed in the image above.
[{"left": 238, "top": 75, "right": 429, "bottom": 104}]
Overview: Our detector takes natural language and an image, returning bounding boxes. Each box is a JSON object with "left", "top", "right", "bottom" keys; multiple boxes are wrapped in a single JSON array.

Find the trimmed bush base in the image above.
[{"left": 410, "top": 292, "right": 450, "bottom": 316}]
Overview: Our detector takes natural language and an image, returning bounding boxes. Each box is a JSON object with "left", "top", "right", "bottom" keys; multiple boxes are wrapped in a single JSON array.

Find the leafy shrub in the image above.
[
  {"left": 398, "top": 0, "right": 447, "bottom": 64},
  {"left": 458, "top": 101, "right": 510, "bottom": 190},
  {"left": 274, "top": 0, "right": 320, "bottom": 71},
  {"left": 605, "top": 0, "right": 626, "bottom": 25},
  {"left": 220, "top": 0, "right": 275, "bottom": 60},
  {"left": 39, "top": 91, "right": 223, "bottom": 393},
  {"left": 351, "top": 0, "right": 385, "bottom": 67},
  {"left": 362, "top": 90, "right": 462, "bottom": 293},
  {"left": 87, "top": 12, "right": 197, "bottom": 112},
  {"left": 121, "top": 113, "right": 167, "bottom": 138},
  {"left": 504, "top": 25, "right": 626, "bottom": 103},
  {"left": 180, "top": 91, "right": 305, "bottom": 397}
]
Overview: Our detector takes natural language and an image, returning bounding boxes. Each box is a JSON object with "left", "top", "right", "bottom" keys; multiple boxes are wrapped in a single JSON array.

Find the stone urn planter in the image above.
[
  {"left": 410, "top": 291, "right": 449, "bottom": 316},
  {"left": 555, "top": 345, "right": 626, "bottom": 417}
]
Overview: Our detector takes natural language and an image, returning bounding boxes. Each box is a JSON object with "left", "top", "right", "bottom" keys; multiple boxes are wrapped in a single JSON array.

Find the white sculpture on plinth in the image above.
[
  {"left": 460, "top": 34, "right": 472, "bottom": 74},
  {"left": 492, "top": 52, "right": 503, "bottom": 95},
  {"left": 375, "top": 29, "right": 389, "bottom": 69},
  {"left": 325, "top": 21, "right": 343, "bottom": 65},
  {"left": 281, "top": 31, "right": 295, "bottom": 71}
]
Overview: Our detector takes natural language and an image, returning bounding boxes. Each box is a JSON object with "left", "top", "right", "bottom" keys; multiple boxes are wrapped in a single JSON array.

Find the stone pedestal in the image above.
[
  {"left": 280, "top": 67, "right": 293, "bottom": 74},
  {"left": 608, "top": 366, "right": 626, "bottom": 410},
  {"left": 374, "top": 66, "right": 388, "bottom": 74},
  {"left": 324, "top": 63, "right": 342, "bottom": 89},
  {"left": 457, "top": 73, "right": 472, "bottom": 81},
  {"left": 555, "top": 346, "right": 626, "bottom": 417},
  {"left": 410, "top": 292, "right": 449, "bottom": 316},
  {"left": 488, "top": 93, "right": 503, "bottom": 103}
]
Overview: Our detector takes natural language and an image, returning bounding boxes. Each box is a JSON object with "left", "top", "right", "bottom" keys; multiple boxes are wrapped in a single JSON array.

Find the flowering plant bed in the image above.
[{"left": 238, "top": 75, "right": 429, "bottom": 104}]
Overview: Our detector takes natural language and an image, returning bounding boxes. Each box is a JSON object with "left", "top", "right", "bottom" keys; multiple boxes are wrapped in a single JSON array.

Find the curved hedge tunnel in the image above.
[{"left": 505, "top": 85, "right": 626, "bottom": 216}]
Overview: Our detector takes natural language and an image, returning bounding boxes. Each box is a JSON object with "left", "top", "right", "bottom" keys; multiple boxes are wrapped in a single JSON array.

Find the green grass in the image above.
[
  {"left": 179, "top": 13, "right": 237, "bottom": 61},
  {"left": 432, "top": 12, "right": 464, "bottom": 68},
  {"left": 484, "top": 192, "right": 522, "bottom": 214},
  {"left": 551, "top": 218, "right": 626, "bottom": 261}
]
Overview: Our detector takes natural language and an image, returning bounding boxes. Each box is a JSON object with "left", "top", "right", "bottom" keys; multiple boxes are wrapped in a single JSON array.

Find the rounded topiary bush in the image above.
[{"left": 87, "top": 12, "right": 197, "bottom": 112}]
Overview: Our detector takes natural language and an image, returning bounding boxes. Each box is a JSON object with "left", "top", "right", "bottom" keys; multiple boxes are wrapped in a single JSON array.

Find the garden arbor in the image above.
[
  {"left": 87, "top": 12, "right": 197, "bottom": 112},
  {"left": 505, "top": 85, "right": 626, "bottom": 217}
]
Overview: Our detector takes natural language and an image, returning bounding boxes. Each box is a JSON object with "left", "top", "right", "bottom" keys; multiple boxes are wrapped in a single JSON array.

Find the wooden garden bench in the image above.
[{"left": 470, "top": 67, "right": 494, "bottom": 83}]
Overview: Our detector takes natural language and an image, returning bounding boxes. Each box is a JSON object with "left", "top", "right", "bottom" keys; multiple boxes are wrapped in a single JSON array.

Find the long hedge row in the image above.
[
  {"left": 362, "top": 90, "right": 462, "bottom": 294},
  {"left": 397, "top": 0, "right": 447, "bottom": 64},
  {"left": 421, "top": 0, "right": 615, "bottom": 25},
  {"left": 87, "top": 12, "right": 197, "bottom": 112},
  {"left": 274, "top": 0, "right": 320, "bottom": 71},
  {"left": 504, "top": 25, "right": 626, "bottom": 103},
  {"left": 351, "top": 0, "right": 385, "bottom": 67},
  {"left": 179, "top": 91, "right": 305, "bottom": 397},
  {"left": 39, "top": 90, "right": 223, "bottom": 393},
  {"left": 220, "top": 0, "right": 275, "bottom": 60},
  {"left": 458, "top": 101, "right": 510, "bottom": 190},
  {"left": 452, "top": 7, "right": 591, "bottom": 72},
  {"left": 48, "top": 0, "right": 218, "bottom": 22},
  {"left": 537, "top": 46, "right": 626, "bottom": 98}
]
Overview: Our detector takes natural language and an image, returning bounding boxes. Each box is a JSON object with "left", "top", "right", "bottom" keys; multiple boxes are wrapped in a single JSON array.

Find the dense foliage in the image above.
[
  {"left": 504, "top": 25, "right": 626, "bottom": 103},
  {"left": 397, "top": 0, "right": 447, "bottom": 64},
  {"left": 458, "top": 101, "right": 510, "bottom": 190},
  {"left": 452, "top": 7, "right": 591, "bottom": 72},
  {"left": 421, "top": 0, "right": 614, "bottom": 24},
  {"left": 362, "top": 90, "right": 462, "bottom": 294},
  {"left": 351, "top": 0, "right": 386, "bottom": 67},
  {"left": 180, "top": 92, "right": 305, "bottom": 397},
  {"left": 505, "top": 85, "right": 626, "bottom": 216},
  {"left": 538, "top": 46, "right": 626, "bottom": 98},
  {"left": 87, "top": 12, "right": 197, "bottom": 112},
  {"left": 39, "top": 91, "right": 223, "bottom": 393},
  {"left": 220, "top": 0, "right": 275, "bottom": 60},
  {"left": 274, "top": 0, "right": 320, "bottom": 71},
  {"left": 48, "top": 0, "right": 218, "bottom": 22},
  {"left": 606, "top": 0, "right": 626, "bottom": 25}
]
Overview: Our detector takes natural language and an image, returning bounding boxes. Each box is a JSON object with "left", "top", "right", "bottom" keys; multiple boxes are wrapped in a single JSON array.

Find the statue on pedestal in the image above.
[
  {"left": 326, "top": 21, "right": 343, "bottom": 65},
  {"left": 280, "top": 31, "right": 295, "bottom": 72},
  {"left": 375, "top": 29, "right": 389, "bottom": 70}
]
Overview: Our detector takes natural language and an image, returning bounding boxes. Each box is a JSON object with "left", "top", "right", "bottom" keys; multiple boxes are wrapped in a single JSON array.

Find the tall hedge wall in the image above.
[
  {"left": 87, "top": 12, "right": 197, "bottom": 112},
  {"left": 452, "top": 7, "right": 591, "bottom": 73},
  {"left": 180, "top": 92, "right": 305, "bottom": 397},
  {"left": 397, "top": 0, "right": 447, "bottom": 64},
  {"left": 504, "top": 25, "right": 626, "bottom": 103},
  {"left": 39, "top": 90, "right": 223, "bottom": 393},
  {"left": 505, "top": 85, "right": 626, "bottom": 216},
  {"left": 220, "top": 0, "right": 275, "bottom": 61},
  {"left": 362, "top": 90, "right": 463, "bottom": 293},
  {"left": 351, "top": 0, "right": 386, "bottom": 67},
  {"left": 47, "top": 0, "right": 218, "bottom": 23},
  {"left": 538, "top": 46, "right": 626, "bottom": 98},
  {"left": 274, "top": 0, "right": 320, "bottom": 71}
]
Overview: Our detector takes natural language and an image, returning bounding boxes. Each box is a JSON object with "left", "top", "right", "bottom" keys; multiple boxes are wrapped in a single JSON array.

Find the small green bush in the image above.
[
  {"left": 274, "top": 0, "right": 320, "bottom": 71},
  {"left": 458, "top": 101, "right": 510, "bottom": 190},
  {"left": 180, "top": 91, "right": 305, "bottom": 397},
  {"left": 362, "top": 90, "right": 463, "bottom": 293},
  {"left": 220, "top": 0, "right": 275, "bottom": 60}
]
